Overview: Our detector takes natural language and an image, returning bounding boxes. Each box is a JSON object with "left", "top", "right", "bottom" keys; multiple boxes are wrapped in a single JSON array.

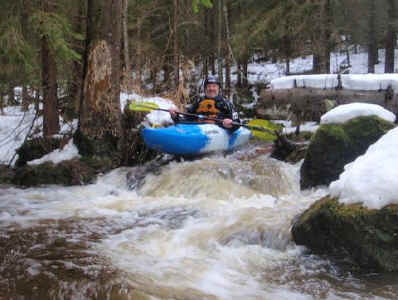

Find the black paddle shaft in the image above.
[{"left": 156, "top": 108, "right": 276, "bottom": 134}]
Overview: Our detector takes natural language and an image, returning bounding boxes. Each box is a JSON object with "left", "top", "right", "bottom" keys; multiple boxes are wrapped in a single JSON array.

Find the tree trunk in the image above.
[
  {"left": 8, "top": 85, "right": 16, "bottom": 105},
  {"left": 22, "top": 86, "right": 29, "bottom": 111},
  {"left": 173, "top": 0, "right": 180, "bottom": 89},
  {"left": 121, "top": 0, "right": 130, "bottom": 87},
  {"left": 286, "top": 58, "right": 290, "bottom": 75},
  {"left": 34, "top": 87, "right": 40, "bottom": 113},
  {"left": 367, "top": 0, "right": 377, "bottom": 73},
  {"left": 242, "top": 60, "right": 248, "bottom": 87},
  {"left": 152, "top": 67, "right": 158, "bottom": 94},
  {"left": 41, "top": 34, "right": 60, "bottom": 136},
  {"left": 223, "top": 0, "right": 232, "bottom": 98},
  {"left": 21, "top": 0, "right": 30, "bottom": 112},
  {"left": 0, "top": 90, "right": 4, "bottom": 115},
  {"left": 385, "top": 0, "right": 396, "bottom": 73},
  {"left": 203, "top": 56, "right": 209, "bottom": 80},
  {"left": 135, "top": 18, "right": 143, "bottom": 91},
  {"left": 217, "top": 0, "right": 223, "bottom": 89},
  {"left": 77, "top": 0, "right": 123, "bottom": 161},
  {"left": 210, "top": 55, "right": 216, "bottom": 75},
  {"left": 108, "top": 0, "right": 122, "bottom": 116},
  {"left": 313, "top": 54, "right": 322, "bottom": 74},
  {"left": 321, "top": 0, "right": 332, "bottom": 74},
  {"left": 70, "top": 0, "right": 85, "bottom": 113},
  {"left": 41, "top": 0, "right": 60, "bottom": 136},
  {"left": 237, "top": 61, "right": 242, "bottom": 87}
]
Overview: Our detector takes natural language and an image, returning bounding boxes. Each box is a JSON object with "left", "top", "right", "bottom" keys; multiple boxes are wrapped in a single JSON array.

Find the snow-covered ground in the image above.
[{"left": 0, "top": 106, "right": 77, "bottom": 165}]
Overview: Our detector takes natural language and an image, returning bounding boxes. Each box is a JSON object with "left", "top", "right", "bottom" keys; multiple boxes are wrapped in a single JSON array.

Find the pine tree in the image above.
[{"left": 384, "top": 0, "right": 397, "bottom": 73}]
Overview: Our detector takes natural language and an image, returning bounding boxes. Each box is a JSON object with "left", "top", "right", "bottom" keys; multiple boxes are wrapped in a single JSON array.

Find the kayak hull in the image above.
[{"left": 142, "top": 123, "right": 251, "bottom": 156}]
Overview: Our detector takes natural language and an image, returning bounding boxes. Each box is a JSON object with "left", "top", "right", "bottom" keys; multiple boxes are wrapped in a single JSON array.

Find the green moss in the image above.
[
  {"left": 301, "top": 116, "right": 395, "bottom": 189},
  {"left": 292, "top": 196, "right": 398, "bottom": 272}
]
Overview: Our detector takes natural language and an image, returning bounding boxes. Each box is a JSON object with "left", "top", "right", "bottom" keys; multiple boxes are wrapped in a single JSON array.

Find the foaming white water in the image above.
[
  {"left": 94, "top": 155, "right": 328, "bottom": 299},
  {"left": 1, "top": 154, "right": 331, "bottom": 299}
]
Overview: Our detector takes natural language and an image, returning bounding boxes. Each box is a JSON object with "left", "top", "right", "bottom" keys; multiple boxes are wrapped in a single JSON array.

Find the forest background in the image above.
[{"left": 0, "top": 0, "right": 396, "bottom": 149}]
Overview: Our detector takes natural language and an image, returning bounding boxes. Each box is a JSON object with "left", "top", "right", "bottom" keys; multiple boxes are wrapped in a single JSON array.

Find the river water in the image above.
[{"left": 1, "top": 150, "right": 398, "bottom": 299}]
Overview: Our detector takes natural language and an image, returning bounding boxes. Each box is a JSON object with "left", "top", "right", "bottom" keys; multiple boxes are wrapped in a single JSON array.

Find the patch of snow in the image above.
[
  {"left": 320, "top": 103, "right": 396, "bottom": 124},
  {"left": 341, "top": 74, "right": 398, "bottom": 91},
  {"left": 28, "top": 139, "right": 80, "bottom": 165},
  {"left": 329, "top": 126, "right": 398, "bottom": 209},
  {"left": 271, "top": 75, "right": 339, "bottom": 90}
]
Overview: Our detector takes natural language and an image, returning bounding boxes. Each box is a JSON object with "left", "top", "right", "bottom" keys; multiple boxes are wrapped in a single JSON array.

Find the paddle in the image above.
[{"left": 128, "top": 101, "right": 283, "bottom": 140}]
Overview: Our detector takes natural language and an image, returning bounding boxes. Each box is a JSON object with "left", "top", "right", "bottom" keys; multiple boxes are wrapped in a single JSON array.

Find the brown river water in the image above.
[{"left": 1, "top": 151, "right": 398, "bottom": 299}]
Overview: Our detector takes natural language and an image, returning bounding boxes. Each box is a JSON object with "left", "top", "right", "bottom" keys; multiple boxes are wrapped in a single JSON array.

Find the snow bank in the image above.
[
  {"left": 270, "top": 74, "right": 398, "bottom": 92},
  {"left": 271, "top": 75, "right": 339, "bottom": 89},
  {"left": 28, "top": 139, "right": 81, "bottom": 165},
  {"left": 341, "top": 74, "right": 398, "bottom": 91},
  {"left": 320, "top": 103, "right": 396, "bottom": 124},
  {"left": 330, "top": 127, "right": 398, "bottom": 209}
]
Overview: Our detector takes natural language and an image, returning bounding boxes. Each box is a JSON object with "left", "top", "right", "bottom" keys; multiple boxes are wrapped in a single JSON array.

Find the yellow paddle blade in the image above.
[
  {"left": 128, "top": 101, "right": 160, "bottom": 112},
  {"left": 248, "top": 119, "right": 283, "bottom": 141}
]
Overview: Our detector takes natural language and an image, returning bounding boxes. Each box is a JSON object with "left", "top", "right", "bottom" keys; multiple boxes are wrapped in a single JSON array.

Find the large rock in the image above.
[
  {"left": 292, "top": 196, "right": 398, "bottom": 272},
  {"left": 11, "top": 158, "right": 112, "bottom": 187},
  {"left": 300, "top": 116, "right": 395, "bottom": 189}
]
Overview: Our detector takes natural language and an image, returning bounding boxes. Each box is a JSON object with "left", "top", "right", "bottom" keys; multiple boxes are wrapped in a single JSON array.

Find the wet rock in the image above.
[
  {"left": 12, "top": 159, "right": 101, "bottom": 186},
  {"left": 271, "top": 133, "right": 309, "bottom": 163},
  {"left": 300, "top": 116, "right": 395, "bottom": 189},
  {"left": 0, "top": 164, "right": 15, "bottom": 184},
  {"left": 292, "top": 196, "right": 398, "bottom": 272},
  {"left": 126, "top": 156, "right": 175, "bottom": 190},
  {"left": 126, "top": 165, "right": 148, "bottom": 190}
]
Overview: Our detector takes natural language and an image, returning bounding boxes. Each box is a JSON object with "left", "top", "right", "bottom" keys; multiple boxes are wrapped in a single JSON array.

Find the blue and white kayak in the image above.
[{"left": 142, "top": 123, "right": 251, "bottom": 156}]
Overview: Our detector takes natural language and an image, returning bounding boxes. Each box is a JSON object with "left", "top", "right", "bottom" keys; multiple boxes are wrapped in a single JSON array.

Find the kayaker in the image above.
[{"left": 169, "top": 75, "right": 240, "bottom": 129}]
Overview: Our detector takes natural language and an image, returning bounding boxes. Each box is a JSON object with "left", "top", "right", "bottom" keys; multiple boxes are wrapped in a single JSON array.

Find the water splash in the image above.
[{"left": 1, "top": 154, "right": 396, "bottom": 299}]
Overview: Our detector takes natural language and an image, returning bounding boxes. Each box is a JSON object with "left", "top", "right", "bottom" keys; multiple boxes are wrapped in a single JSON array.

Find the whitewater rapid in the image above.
[{"left": 1, "top": 152, "right": 396, "bottom": 299}]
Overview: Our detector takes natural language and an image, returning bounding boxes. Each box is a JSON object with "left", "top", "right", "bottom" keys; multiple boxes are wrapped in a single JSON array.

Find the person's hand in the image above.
[
  {"left": 222, "top": 118, "right": 233, "bottom": 128},
  {"left": 169, "top": 109, "right": 179, "bottom": 120}
]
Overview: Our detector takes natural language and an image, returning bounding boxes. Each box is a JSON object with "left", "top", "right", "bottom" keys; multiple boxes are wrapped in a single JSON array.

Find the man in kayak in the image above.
[{"left": 169, "top": 75, "right": 240, "bottom": 129}]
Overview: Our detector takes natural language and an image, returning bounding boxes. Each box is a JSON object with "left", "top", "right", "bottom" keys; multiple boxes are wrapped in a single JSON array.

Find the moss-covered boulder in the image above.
[
  {"left": 292, "top": 196, "right": 398, "bottom": 272},
  {"left": 15, "top": 137, "right": 62, "bottom": 167},
  {"left": 300, "top": 116, "right": 395, "bottom": 189}
]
